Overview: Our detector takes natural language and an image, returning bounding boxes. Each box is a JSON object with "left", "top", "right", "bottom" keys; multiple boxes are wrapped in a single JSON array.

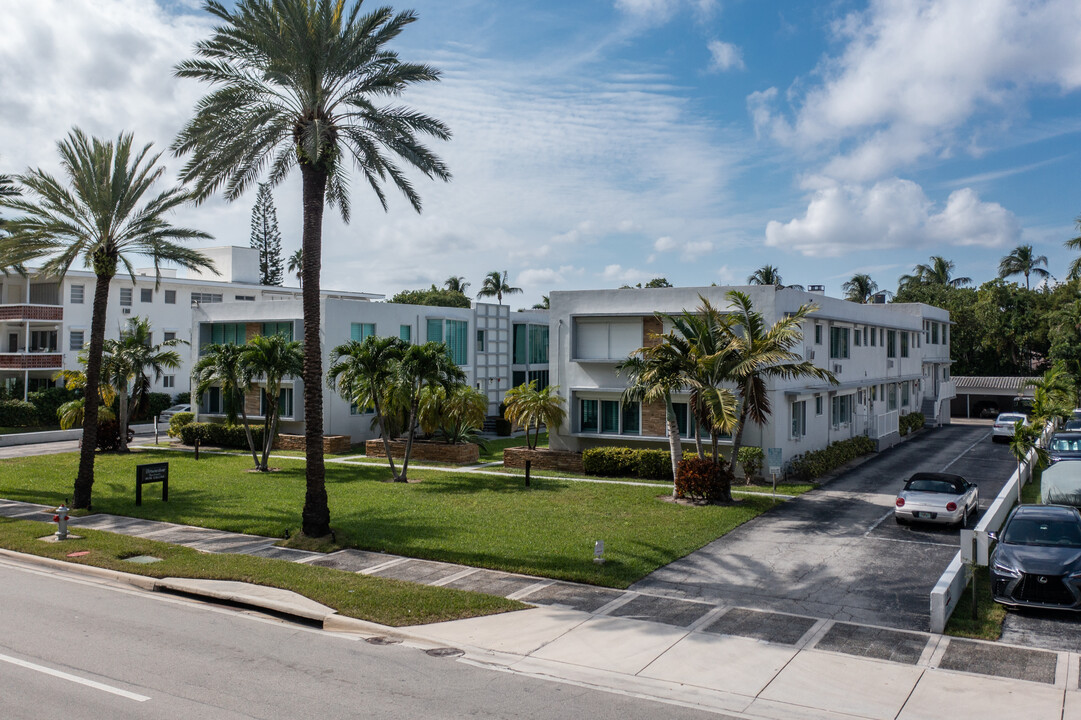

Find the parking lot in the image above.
[{"left": 633, "top": 423, "right": 1023, "bottom": 632}]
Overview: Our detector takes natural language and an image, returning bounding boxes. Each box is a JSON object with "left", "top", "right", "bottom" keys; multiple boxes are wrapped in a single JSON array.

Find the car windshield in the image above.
[
  {"left": 998, "top": 415, "right": 1025, "bottom": 423},
  {"left": 1002, "top": 518, "right": 1081, "bottom": 547},
  {"left": 905, "top": 479, "right": 960, "bottom": 494},
  {"left": 166, "top": 405, "right": 187, "bottom": 412},
  {"left": 1051, "top": 438, "right": 1081, "bottom": 452}
]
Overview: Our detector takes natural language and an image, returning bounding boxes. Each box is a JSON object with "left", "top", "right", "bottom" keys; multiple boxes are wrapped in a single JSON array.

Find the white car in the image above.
[
  {"left": 895, "top": 472, "right": 979, "bottom": 527},
  {"left": 158, "top": 404, "right": 191, "bottom": 424},
  {"left": 992, "top": 412, "right": 1029, "bottom": 442}
]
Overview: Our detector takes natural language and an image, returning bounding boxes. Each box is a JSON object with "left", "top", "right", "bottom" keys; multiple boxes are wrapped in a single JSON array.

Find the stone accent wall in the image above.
[
  {"left": 245, "top": 322, "right": 261, "bottom": 342},
  {"left": 365, "top": 439, "right": 479, "bottom": 464},
  {"left": 275, "top": 434, "right": 352, "bottom": 454},
  {"left": 504, "top": 446, "right": 584, "bottom": 473},
  {"left": 641, "top": 399, "right": 667, "bottom": 437},
  {"left": 244, "top": 388, "right": 261, "bottom": 417},
  {"left": 643, "top": 316, "right": 663, "bottom": 347}
]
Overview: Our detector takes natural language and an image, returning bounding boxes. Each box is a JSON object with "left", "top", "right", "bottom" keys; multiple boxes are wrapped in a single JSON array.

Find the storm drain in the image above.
[
  {"left": 364, "top": 636, "right": 403, "bottom": 646},
  {"left": 425, "top": 647, "right": 464, "bottom": 658}
]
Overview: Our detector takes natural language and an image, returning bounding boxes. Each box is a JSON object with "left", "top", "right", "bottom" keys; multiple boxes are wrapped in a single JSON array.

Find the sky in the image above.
[{"left": 2, "top": 0, "right": 1080, "bottom": 306}]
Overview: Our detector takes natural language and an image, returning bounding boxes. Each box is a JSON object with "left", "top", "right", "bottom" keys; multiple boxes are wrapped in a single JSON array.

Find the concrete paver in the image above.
[
  {"left": 939, "top": 638, "right": 1058, "bottom": 684},
  {"left": 704, "top": 607, "right": 818, "bottom": 645},
  {"left": 519, "top": 580, "right": 625, "bottom": 612},
  {"left": 607, "top": 593, "right": 714, "bottom": 627},
  {"left": 814, "top": 622, "right": 929, "bottom": 664},
  {"left": 530, "top": 615, "right": 687, "bottom": 674},
  {"left": 899, "top": 669, "right": 1067, "bottom": 720},
  {"left": 641, "top": 633, "right": 797, "bottom": 696}
]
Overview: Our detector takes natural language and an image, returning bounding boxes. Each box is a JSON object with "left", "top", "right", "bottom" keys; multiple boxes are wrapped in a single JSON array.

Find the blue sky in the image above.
[{"left": 2, "top": 0, "right": 1080, "bottom": 305}]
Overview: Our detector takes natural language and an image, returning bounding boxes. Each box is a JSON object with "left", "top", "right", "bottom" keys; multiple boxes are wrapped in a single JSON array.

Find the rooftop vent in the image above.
[
  {"left": 872, "top": 292, "right": 889, "bottom": 304},
  {"left": 808, "top": 284, "right": 826, "bottom": 295}
]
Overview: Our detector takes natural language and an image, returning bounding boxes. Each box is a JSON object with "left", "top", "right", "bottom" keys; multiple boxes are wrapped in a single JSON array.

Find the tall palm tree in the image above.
[
  {"left": 193, "top": 343, "right": 261, "bottom": 469},
  {"left": 503, "top": 380, "right": 566, "bottom": 450},
  {"left": 999, "top": 244, "right": 1049, "bottom": 290},
  {"left": 842, "top": 273, "right": 879, "bottom": 303},
  {"left": 243, "top": 332, "right": 304, "bottom": 471},
  {"left": 443, "top": 276, "right": 470, "bottom": 295},
  {"left": 173, "top": 0, "right": 451, "bottom": 537},
  {"left": 1065, "top": 215, "right": 1081, "bottom": 280},
  {"left": 533, "top": 295, "right": 550, "bottom": 310},
  {"left": 747, "top": 265, "right": 803, "bottom": 291},
  {"left": 477, "top": 270, "right": 521, "bottom": 305},
  {"left": 723, "top": 290, "right": 836, "bottom": 476},
  {"left": 617, "top": 352, "right": 686, "bottom": 496},
  {"left": 0, "top": 129, "right": 213, "bottom": 509},
  {"left": 397, "top": 342, "right": 465, "bottom": 482},
  {"left": 287, "top": 248, "right": 303, "bottom": 288},
  {"left": 326, "top": 335, "right": 407, "bottom": 480},
  {"left": 899, "top": 256, "right": 971, "bottom": 291}
]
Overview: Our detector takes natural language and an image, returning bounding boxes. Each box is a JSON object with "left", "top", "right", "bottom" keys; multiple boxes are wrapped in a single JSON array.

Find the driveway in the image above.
[{"left": 632, "top": 424, "right": 1018, "bottom": 631}]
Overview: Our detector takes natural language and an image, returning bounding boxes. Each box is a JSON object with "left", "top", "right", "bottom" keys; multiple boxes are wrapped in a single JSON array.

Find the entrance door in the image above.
[{"left": 7, "top": 334, "right": 17, "bottom": 353}]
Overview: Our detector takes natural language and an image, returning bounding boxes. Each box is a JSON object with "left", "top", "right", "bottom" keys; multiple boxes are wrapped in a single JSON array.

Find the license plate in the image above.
[{"left": 916, "top": 512, "right": 934, "bottom": 519}]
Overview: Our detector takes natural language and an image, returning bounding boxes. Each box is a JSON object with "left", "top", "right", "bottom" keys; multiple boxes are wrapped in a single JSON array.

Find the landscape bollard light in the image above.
[
  {"left": 525, "top": 459, "right": 531, "bottom": 487},
  {"left": 593, "top": 540, "right": 605, "bottom": 565},
  {"left": 52, "top": 501, "right": 70, "bottom": 540},
  {"left": 194, "top": 437, "right": 200, "bottom": 460}
]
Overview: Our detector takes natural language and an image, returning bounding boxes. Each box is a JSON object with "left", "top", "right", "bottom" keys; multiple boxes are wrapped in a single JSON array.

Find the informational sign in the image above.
[
  {"left": 136, "top": 462, "right": 169, "bottom": 506},
  {"left": 767, "top": 447, "right": 783, "bottom": 474}
]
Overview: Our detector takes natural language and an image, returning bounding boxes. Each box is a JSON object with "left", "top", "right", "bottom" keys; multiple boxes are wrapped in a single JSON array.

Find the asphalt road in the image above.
[
  {"left": 0, "top": 559, "right": 722, "bottom": 720},
  {"left": 632, "top": 424, "right": 1019, "bottom": 631}
]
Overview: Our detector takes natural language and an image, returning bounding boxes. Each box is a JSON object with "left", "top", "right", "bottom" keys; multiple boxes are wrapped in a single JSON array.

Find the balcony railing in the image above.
[
  {"left": 869, "top": 410, "right": 899, "bottom": 439},
  {"left": 938, "top": 380, "right": 956, "bottom": 401},
  {"left": 0, "top": 353, "right": 62, "bottom": 370},
  {"left": 0, "top": 304, "right": 63, "bottom": 321}
]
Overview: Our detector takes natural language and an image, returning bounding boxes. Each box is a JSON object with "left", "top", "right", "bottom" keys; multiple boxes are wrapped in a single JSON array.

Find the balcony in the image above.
[
  {"left": 938, "top": 379, "right": 956, "bottom": 402},
  {"left": 0, "top": 353, "right": 63, "bottom": 370},
  {"left": 0, "top": 305, "right": 63, "bottom": 322}
]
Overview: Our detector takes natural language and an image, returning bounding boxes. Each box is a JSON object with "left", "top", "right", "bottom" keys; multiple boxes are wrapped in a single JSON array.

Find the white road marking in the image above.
[
  {"left": 865, "top": 509, "right": 894, "bottom": 535},
  {"left": 0, "top": 652, "right": 150, "bottom": 702},
  {"left": 940, "top": 430, "right": 993, "bottom": 472}
]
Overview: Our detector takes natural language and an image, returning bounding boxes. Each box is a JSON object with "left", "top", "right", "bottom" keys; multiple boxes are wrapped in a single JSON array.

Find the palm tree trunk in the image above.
[
  {"left": 73, "top": 269, "right": 114, "bottom": 509},
  {"left": 372, "top": 395, "right": 399, "bottom": 481},
  {"left": 299, "top": 163, "right": 330, "bottom": 537},
  {"left": 399, "top": 396, "right": 419, "bottom": 482},
  {"left": 665, "top": 394, "right": 681, "bottom": 498},
  {"left": 238, "top": 399, "right": 260, "bottom": 470},
  {"left": 729, "top": 394, "right": 750, "bottom": 476},
  {"left": 118, "top": 384, "right": 130, "bottom": 453},
  {"left": 261, "top": 405, "right": 278, "bottom": 471}
]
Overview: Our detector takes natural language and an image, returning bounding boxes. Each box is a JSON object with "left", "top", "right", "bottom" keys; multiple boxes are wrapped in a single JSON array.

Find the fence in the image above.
[{"left": 869, "top": 410, "right": 899, "bottom": 439}]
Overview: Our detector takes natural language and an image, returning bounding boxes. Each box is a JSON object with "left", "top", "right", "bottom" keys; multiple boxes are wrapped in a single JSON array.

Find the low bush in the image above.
[
  {"left": 179, "top": 421, "right": 266, "bottom": 449},
  {"left": 173, "top": 392, "right": 191, "bottom": 405},
  {"left": 737, "top": 446, "right": 764, "bottom": 481},
  {"left": 167, "top": 412, "right": 195, "bottom": 438},
  {"left": 675, "top": 458, "right": 734, "bottom": 503},
  {"left": 637, "top": 449, "right": 673, "bottom": 480},
  {"left": 583, "top": 447, "right": 638, "bottom": 477},
  {"left": 0, "top": 400, "right": 39, "bottom": 427},
  {"left": 28, "top": 387, "right": 79, "bottom": 426},
  {"left": 789, "top": 435, "right": 876, "bottom": 482},
  {"left": 146, "top": 393, "right": 174, "bottom": 421},
  {"left": 899, "top": 412, "right": 925, "bottom": 437}
]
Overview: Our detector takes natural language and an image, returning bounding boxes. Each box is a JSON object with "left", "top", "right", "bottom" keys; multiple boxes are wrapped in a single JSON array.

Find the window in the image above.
[
  {"left": 426, "top": 318, "right": 443, "bottom": 343},
  {"left": 870, "top": 327, "right": 876, "bottom": 346},
  {"left": 872, "top": 385, "right": 878, "bottom": 402},
  {"left": 530, "top": 325, "right": 548, "bottom": 364},
  {"left": 853, "top": 327, "right": 861, "bottom": 347},
  {"left": 831, "top": 394, "right": 853, "bottom": 427},
  {"left": 900, "top": 331, "right": 909, "bottom": 358},
  {"left": 863, "top": 327, "right": 868, "bottom": 346},
  {"left": 191, "top": 292, "right": 223, "bottom": 304},
  {"left": 140, "top": 288, "right": 152, "bottom": 303},
  {"left": 164, "top": 290, "right": 176, "bottom": 304},
  {"left": 815, "top": 396, "right": 823, "bottom": 415},
  {"left": 791, "top": 400, "right": 807, "bottom": 438},
  {"left": 399, "top": 325, "right": 411, "bottom": 343},
  {"left": 69, "top": 330, "right": 84, "bottom": 351},
  {"left": 260, "top": 387, "right": 294, "bottom": 418},
  {"left": 201, "top": 387, "right": 222, "bottom": 414},
  {"left": 263, "top": 322, "right": 293, "bottom": 340},
  {"left": 925, "top": 321, "right": 931, "bottom": 344},
  {"left": 672, "top": 402, "right": 690, "bottom": 437},
  {"left": 445, "top": 320, "right": 469, "bottom": 365},
  {"left": 943, "top": 324, "right": 949, "bottom": 346},
  {"left": 350, "top": 323, "right": 375, "bottom": 342},
  {"left": 943, "top": 366, "right": 950, "bottom": 381},
  {"left": 886, "top": 330, "right": 897, "bottom": 358},
  {"left": 580, "top": 399, "right": 598, "bottom": 432},
  {"left": 70, "top": 285, "right": 84, "bottom": 304},
  {"left": 476, "top": 329, "right": 485, "bottom": 352},
  {"left": 829, "top": 327, "right": 850, "bottom": 359},
  {"left": 622, "top": 401, "right": 640, "bottom": 435},
  {"left": 163, "top": 331, "right": 176, "bottom": 342},
  {"left": 513, "top": 324, "right": 528, "bottom": 364},
  {"left": 575, "top": 320, "right": 642, "bottom": 360},
  {"left": 513, "top": 370, "right": 526, "bottom": 387},
  {"left": 601, "top": 400, "right": 620, "bottom": 434},
  {"left": 199, "top": 322, "right": 246, "bottom": 351},
  {"left": 235, "top": 295, "right": 256, "bottom": 302},
  {"left": 901, "top": 382, "right": 910, "bottom": 407},
  {"left": 30, "top": 330, "right": 57, "bottom": 352},
  {"left": 163, "top": 375, "right": 175, "bottom": 389},
  {"left": 528, "top": 369, "right": 549, "bottom": 391},
  {"left": 120, "top": 287, "right": 132, "bottom": 306},
  {"left": 888, "top": 384, "right": 898, "bottom": 411},
  {"left": 814, "top": 324, "right": 822, "bottom": 344},
  {"left": 931, "top": 323, "right": 939, "bottom": 344}
]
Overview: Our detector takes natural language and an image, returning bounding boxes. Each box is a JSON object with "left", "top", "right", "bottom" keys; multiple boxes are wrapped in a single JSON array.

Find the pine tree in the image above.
[{"left": 249, "top": 183, "right": 283, "bottom": 285}]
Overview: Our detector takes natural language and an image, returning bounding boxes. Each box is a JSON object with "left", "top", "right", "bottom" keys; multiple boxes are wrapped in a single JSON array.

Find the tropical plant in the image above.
[
  {"left": 326, "top": 335, "right": 407, "bottom": 480},
  {"left": 250, "top": 183, "right": 284, "bottom": 286},
  {"left": 477, "top": 270, "right": 521, "bottom": 305},
  {"left": 388, "top": 285, "right": 471, "bottom": 308},
  {"left": 533, "top": 295, "right": 550, "bottom": 310},
  {"left": 1021, "top": 364, "right": 1075, "bottom": 425},
  {"left": 287, "top": 248, "right": 303, "bottom": 287},
  {"left": 617, "top": 352, "right": 686, "bottom": 496},
  {"left": 242, "top": 332, "right": 304, "bottom": 471},
  {"left": 842, "top": 273, "right": 879, "bottom": 303},
  {"left": 53, "top": 368, "right": 118, "bottom": 430},
  {"left": 173, "top": 0, "right": 451, "bottom": 537},
  {"left": 998, "top": 244, "right": 1049, "bottom": 290},
  {"left": 747, "top": 265, "right": 803, "bottom": 290},
  {"left": 192, "top": 343, "right": 261, "bottom": 468},
  {"left": 396, "top": 342, "right": 465, "bottom": 481},
  {"left": 898, "top": 256, "right": 971, "bottom": 291},
  {"left": 1066, "top": 216, "right": 1081, "bottom": 281},
  {"left": 503, "top": 380, "right": 567, "bottom": 450},
  {"left": 418, "top": 383, "right": 488, "bottom": 444},
  {"left": 0, "top": 170, "right": 16, "bottom": 231},
  {"left": 1007, "top": 421, "right": 1048, "bottom": 504},
  {"left": 0, "top": 129, "right": 213, "bottom": 507},
  {"left": 443, "top": 276, "right": 470, "bottom": 295}
]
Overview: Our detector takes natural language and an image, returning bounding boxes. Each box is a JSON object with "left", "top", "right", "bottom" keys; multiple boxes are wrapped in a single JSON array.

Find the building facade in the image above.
[{"left": 547, "top": 286, "right": 954, "bottom": 470}]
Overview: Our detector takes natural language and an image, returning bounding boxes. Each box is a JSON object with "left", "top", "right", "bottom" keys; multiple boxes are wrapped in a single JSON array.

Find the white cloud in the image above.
[
  {"left": 518, "top": 265, "right": 579, "bottom": 287},
  {"left": 764, "top": 178, "right": 1021, "bottom": 257},
  {"left": 653, "top": 236, "right": 713, "bottom": 259},
  {"left": 602, "top": 264, "right": 646, "bottom": 284},
  {"left": 707, "top": 40, "right": 744, "bottom": 72},
  {"left": 614, "top": 0, "right": 716, "bottom": 22},
  {"left": 654, "top": 236, "right": 678, "bottom": 252},
  {"left": 750, "top": 0, "right": 1081, "bottom": 180}
]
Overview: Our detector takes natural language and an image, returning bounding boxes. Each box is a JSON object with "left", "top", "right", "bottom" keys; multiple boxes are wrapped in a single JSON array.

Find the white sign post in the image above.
[{"left": 767, "top": 448, "right": 783, "bottom": 500}]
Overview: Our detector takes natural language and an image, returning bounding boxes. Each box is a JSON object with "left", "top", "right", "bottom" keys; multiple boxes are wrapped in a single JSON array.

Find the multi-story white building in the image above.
[{"left": 546, "top": 285, "right": 954, "bottom": 468}]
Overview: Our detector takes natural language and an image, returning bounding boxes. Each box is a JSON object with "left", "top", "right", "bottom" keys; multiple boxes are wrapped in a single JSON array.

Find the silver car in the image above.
[
  {"left": 158, "top": 404, "right": 191, "bottom": 424},
  {"left": 992, "top": 413, "right": 1029, "bottom": 442},
  {"left": 895, "top": 472, "right": 979, "bottom": 527}
]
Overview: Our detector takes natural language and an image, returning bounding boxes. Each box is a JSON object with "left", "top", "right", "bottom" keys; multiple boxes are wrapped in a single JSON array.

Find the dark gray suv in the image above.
[{"left": 990, "top": 505, "right": 1081, "bottom": 610}]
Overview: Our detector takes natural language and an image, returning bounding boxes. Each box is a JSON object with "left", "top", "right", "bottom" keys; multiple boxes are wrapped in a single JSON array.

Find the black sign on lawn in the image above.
[{"left": 135, "top": 462, "right": 169, "bottom": 506}]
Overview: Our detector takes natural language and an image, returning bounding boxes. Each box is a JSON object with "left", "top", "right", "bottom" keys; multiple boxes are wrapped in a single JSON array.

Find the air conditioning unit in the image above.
[
  {"left": 887, "top": 359, "right": 894, "bottom": 368},
  {"left": 833, "top": 363, "right": 842, "bottom": 374},
  {"left": 122, "top": 308, "right": 131, "bottom": 315},
  {"left": 809, "top": 349, "right": 816, "bottom": 360}
]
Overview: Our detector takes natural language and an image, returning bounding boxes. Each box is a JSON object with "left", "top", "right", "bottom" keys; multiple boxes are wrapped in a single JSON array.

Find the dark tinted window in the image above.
[
  {"left": 1052, "top": 437, "right": 1081, "bottom": 452},
  {"left": 1003, "top": 517, "right": 1081, "bottom": 547},
  {"left": 906, "top": 479, "right": 961, "bottom": 494}
]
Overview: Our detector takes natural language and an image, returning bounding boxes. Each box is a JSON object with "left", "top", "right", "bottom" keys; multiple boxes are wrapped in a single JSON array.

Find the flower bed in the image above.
[
  {"left": 504, "top": 446, "right": 584, "bottom": 473},
  {"left": 365, "top": 439, "right": 479, "bottom": 464}
]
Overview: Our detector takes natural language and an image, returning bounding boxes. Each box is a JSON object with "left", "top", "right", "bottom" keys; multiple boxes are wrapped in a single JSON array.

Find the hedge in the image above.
[
  {"left": 675, "top": 457, "right": 735, "bottom": 503},
  {"left": 0, "top": 400, "right": 39, "bottom": 427},
  {"left": 168, "top": 412, "right": 195, "bottom": 438},
  {"left": 899, "top": 412, "right": 925, "bottom": 437},
  {"left": 788, "top": 435, "right": 876, "bottom": 482},
  {"left": 582, "top": 446, "right": 674, "bottom": 480},
  {"left": 178, "top": 421, "right": 267, "bottom": 449},
  {"left": 28, "top": 387, "right": 80, "bottom": 426}
]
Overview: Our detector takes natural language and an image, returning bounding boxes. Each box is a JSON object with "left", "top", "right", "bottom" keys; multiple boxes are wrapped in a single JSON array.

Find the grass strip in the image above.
[
  {"left": 945, "top": 566, "right": 1006, "bottom": 640},
  {"left": 0, "top": 517, "right": 522, "bottom": 627}
]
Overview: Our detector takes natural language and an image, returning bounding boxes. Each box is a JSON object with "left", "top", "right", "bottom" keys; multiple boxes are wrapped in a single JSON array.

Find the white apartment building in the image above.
[{"left": 546, "top": 285, "right": 955, "bottom": 469}]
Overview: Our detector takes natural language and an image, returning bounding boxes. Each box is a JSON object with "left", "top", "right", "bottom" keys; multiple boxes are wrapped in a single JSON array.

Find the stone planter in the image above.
[
  {"left": 274, "top": 434, "right": 352, "bottom": 454},
  {"left": 503, "top": 446, "right": 584, "bottom": 473},
  {"left": 365, "top": 439, "right": 480, "bottom": 464}
]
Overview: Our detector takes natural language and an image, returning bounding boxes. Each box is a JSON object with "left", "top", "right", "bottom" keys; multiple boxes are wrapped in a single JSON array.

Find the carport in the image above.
[{"left": 950, "top": 376, "right": 1036, "bottom": 419}]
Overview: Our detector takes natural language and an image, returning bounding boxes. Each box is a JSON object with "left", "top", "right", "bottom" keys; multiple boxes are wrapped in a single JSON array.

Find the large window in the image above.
[
  {"left": 791, "top": 400, "right": 807, "bottom": 438},
  {"left": 829, "top": 327, "right": 850, "bottom": 359},
  {"left": 200, "top": 387, "right": 222, "bottom": 414},
  {"left": 575, "top": 320, "right": 641, "bottom": 360},
  {"left": 580, "top": 399, "right": 598, "bottom": 432},
  {"left": 514, "top": 323, "right": 549, "bottom": 364},
  {"left": 445, "top": 319, "right": 468, "bottom": 365},
  {"left": 886, "top": 330, "right": 897, "bottom": 358},
  {"left": 259, "top": 388, "right": 294, "bottom": 418},
  {"left": 191, "top": 292, "right": 223, "bottom": 304},
  {"left": 350, "top": 323, "right": 375, "bottom": 342},
  {"left": 900, "top": 331, "right": 909, "bottom": 358},
  {"left": 200, "top": 322, "right": 246, "bottom": 351},
  {"left": 513, "top": 324, "right": 527, "bottom": 364},
  {"left": 601, "top": 400, "right": 620, "bottom": 434},
  {"left": 426, "top": 318, "right": 443, "bottom": 343},
  {"left": 579, "top": 398, "right": 640, "bottom": 435},
  {"left": 622, "top": 401, "right": 640, "bottom": 435},
  {"left": 831, "top": 394, "right": 853, "bottom": 427},
  {"left": 263, "top": 322, "right": 293, "bottom": 340},
  {"left": 931, "top": 323, "right": 939, "bottom": 344}
]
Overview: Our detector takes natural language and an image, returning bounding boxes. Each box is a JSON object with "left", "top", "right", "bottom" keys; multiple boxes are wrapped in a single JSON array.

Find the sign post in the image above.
[
  {"left": 136, "top": 462, "right": 169, "bottom": 506},
  {"left": 767, "top": 447, "right": 783, "bottom": 500}
]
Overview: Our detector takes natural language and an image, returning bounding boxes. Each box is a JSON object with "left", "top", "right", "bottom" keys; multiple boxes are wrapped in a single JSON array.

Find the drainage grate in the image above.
[
  {"left": 425, "top": 647, "right": 464, "bottom": 658},
  {"left": 364, "top": 636, "right": 403, "bottom": 646}
]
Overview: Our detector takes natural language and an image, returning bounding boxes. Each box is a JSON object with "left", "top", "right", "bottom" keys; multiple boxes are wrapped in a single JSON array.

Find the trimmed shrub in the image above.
[
  {"left": 899, "top": 412, "right": 925, "bottom": 437},
  {"left": 167, "top": 412, "right": 195, "bottom": 438},
  {"left": 737, "top": 446, "right": 765, "bottom": 481},
  {"left": 179, "top": 421, "right": 266, "bottom": 449},
  {"left": 28, "top": 387, "right": 80, "bottom": 427},
  {"left": 582, "top": 447, "right": 639, "bottom": 477},
  {"left": 675, "top": 458, "right": 734, "bottom": 503},
  {"left": 495, "top": 418, "right": 513, "bottom": 436},
  {"left": 0, "top": 400, "right": 39, "bottom": 427},
  {"left": 95, "top": 420, "right": 133, "bottom": 451},
  {"left": 789, "top": 435, "right": 876, "bottom": 482},
  {"left": 147, "top": 393, "right": 174, "bottom": 421},
  {"left": 173, "top": 392, "right": 191, "bottom": 405},
  {"left": 637, "top": 449, "right": 673, "bottom": 480}
]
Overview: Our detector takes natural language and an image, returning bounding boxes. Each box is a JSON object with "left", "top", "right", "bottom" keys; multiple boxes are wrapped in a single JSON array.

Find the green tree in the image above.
[
  {"left": 326, "top": 335, "right": 407, "bottom": 480},
  {"left": 53, "top": 367, "right": 118, "bottom": 430},
  {"left": 0, "top": 129, "right": 213, "bottom": 509},
  {"left": 389, "top": 285, "right": 471, "bottom": 308},
  {"left": 1007, "top": 421, "right": 1048, "bottom": 504},
  {"left": 418, "top": 383, "right": 488, "bottom": 444},
  {"left": 174, "top": 0, "right": 451, "bottom": 537},
  {"left": 443, "top": 276, "right": 470, "bottom": 295},
  {"left": 477, "top": 270, "right": 521, "bottom": 305},
  {"left": 1022, "top": 364, "right": 1075, "bottom": 423},
  {"left": 898, "top": 255, "right": 971, "bottom": 291},
  {"left": 397, "top": 342, "right": 465, "bottom": 481},
  {"left": 193, "top": 343, "right": 261, "bottom": 468},
  {"left": 243, "top": 332, "right": 304, "bottom": 471},
  {"left": 1064, "top": 215, "right": 1081, "bottom": 280},
  {"left": 287, "top": 248, "right": 303, "bottom": 287},
  {"left": 503, "top": 380, "right": 567, "bottom": 450},
  {"left": 0, "top": 170, "right": 15, "bottom": 232},
  {"left": 998, "top": 244, "right": 1049, "bottom": 290},
  {"left": 250, "top": 183, "right": 284, "bottom": 285},
  {"left": 842, "top": 273, "right": 879, "bottom": 303},
  {"left": 533, "top": 295, "right": 550, "bottom": 310}
]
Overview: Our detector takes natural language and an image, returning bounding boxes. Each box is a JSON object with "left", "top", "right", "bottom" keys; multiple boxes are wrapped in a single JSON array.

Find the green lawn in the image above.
[
  {"left": 0, "top": 517, "right": 521, "bottom": 626},
  {"left": 945, "top": 566, "right": 1006, "bottom": 640},
  {"left": 477, "top": 432, "right": 547, "bottom": 463},
  {"left": 0, "top": 449, "right": 778, "bottom": 587}
]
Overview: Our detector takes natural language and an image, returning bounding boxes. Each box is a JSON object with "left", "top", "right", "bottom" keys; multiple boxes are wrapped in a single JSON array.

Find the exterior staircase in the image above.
[{"left": 921, "top": 397, "right": 937, "bottom": 427}]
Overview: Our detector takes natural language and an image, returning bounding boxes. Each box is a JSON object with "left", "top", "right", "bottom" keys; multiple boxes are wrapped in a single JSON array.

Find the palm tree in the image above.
[
  {"left": 1008, "top": 421, "right": 1048, "bottom": 504},
  {"left": 0, "top": 171, "right": 15, "bottom": 230},
  {"left": 287, "top": 248, "right": 303, "bottom": 288},
  {"left": 326, "top": 335, "right": 407, "bottom": 480},
  {"left": 53, "top": 367, "right": 117, "bottom": 429},
  {"left": 503, "top": 380, "right": 567, "bottom": 450},
  {"left": 477, "top": 271, "right": 522, "bottom": 305},
  {"left": 842, "top": 274, "right": 879, "bottom": 303},
  {"left": 193, "top": 343, "right": 261, "bottom": 468},
  {"left": 999, "top": 244, "right": 1049, "bottom": 290},
  {"left": 617, "top": 352, "right": 686, "bottom": 495},
  {"left": 418, "top": 383, "right": 488, "bottom": 444},
  {"left": 1065, "top": 215, "right": 1081, "bottom": 280},
  {"left": 1021, "top": 364, "right": 1075, "bottom": 425},
  {"left": 173, "top": 0, "right": 451, "bottom": 537},
  {"left": 747, "top": 265, "right": 803, "bottom": 291},
  {"left": 899, "top": 256, "right": 971, "bottom": 291},
  {"left": 723, "top": 290, "right": 837, "bottom": 476},
  {"left": 443, "top": 276, "right": 470, "bottom": 295},
  {"left": 0, "top": 129, "right": 213, "bottom": 509},
  {"left": 242, "top": 333, "right": 304, "bottom": 471},
  {"left": 533, "top": 295, "right": 550, "bottom": 310},
  {"left": 397, "top": 342, "right": 465, "bottom": 482}
]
